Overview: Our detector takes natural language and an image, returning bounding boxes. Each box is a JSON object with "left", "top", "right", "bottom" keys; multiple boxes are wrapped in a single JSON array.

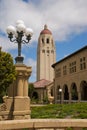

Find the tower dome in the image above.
[{"left": 40, "top": 25, "right": 52, "bottom": 35}]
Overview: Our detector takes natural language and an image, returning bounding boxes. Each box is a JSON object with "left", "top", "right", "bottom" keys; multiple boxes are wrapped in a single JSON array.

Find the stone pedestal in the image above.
[
  {"left": 0, "top": 63, "right": 32, "bottom": 120},
  {"left": 48, "top": 96, "right": 54, "bottom": 104}
]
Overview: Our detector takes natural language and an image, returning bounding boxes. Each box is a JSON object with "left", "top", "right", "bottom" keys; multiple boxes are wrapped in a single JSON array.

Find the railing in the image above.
[{"left": 0, "top": 119, "right": 87, "bottom": 130}]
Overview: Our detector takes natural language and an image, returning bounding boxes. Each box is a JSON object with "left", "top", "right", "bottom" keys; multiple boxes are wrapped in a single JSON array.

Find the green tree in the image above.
[
  {"left": 28, "top": 83, "right": 34, "bottom": 99},
  {"left": 0, "top": 51, "right": 16, "bottom": 102}
]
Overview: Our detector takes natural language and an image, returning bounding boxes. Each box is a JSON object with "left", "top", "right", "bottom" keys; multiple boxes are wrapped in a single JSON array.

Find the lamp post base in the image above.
[
  {"left": 0, "top": 64, "right": 32, "bottom": 120},
  {"left": 0, "top": 97, "right": 31, "bottom": 120},
  {"left": 15, "top": 56, "right": 24, "bottom": 64}
]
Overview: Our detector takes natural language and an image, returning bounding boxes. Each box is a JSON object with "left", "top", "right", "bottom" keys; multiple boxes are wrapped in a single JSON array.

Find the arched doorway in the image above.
[
  {"left": 63, "top": 84, "right": 69, "bottom": 100},
  {"left": 71, "top": 83, "right": 78, "bottom": 100},
  {"left": 32, "top": 91, "right": 38, "bottom": 99},
  {"left": 56, "top": 85, "right": 60, "bottom": 100},
  {"left": 80, "top": 81, "right": 87, "bottom": 100}
]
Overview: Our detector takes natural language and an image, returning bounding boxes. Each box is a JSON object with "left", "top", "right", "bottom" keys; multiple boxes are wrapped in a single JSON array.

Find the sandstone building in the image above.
[
  {"left": 33, "top": 25, "right": 56, "bottom": 102},
  {"left": 33, "top": 79, "right": 51, "bottom": 103},
  {"left": 34, "top": 26, "right": 87, "bottom": 104},
  {"left": 52, "top": 46, "right": 87, "bottom": 103}
]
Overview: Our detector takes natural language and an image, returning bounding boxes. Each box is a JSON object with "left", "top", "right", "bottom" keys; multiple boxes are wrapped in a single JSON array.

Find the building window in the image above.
[
  {"left": 55, "top": 68, "right": 61, "bottom": 77},
  {"left": 42, "top": 50, "right": 45, "bottom": 53},
  {"left": 80, "top": 57, "right": 86, "bottom": 70},
  {"left": 69, "top": 61, "right": 76, "bottom": 73},
  {"left": 63, "top": 65, "right": 67, "bottom": 75},
  {"left": 42, "top": 38, "right": 44, "bottom": 43},
  {"left": 47, "top": 50, "right": 49, "bottom": 53},
  {"left": 47, "top": 38, "right": 49, "bottom": 43}
]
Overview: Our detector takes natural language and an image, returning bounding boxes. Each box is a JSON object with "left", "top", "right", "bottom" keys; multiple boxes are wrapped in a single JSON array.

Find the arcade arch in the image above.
[
  {"left": 63, "top": 84, "right": 69, "bottom": 100},
  {"left": 32, "top": 91, "right": 38, "bottom": 100},
  {"left": 71, "top": 83, "right": 78, "bottom": 100},
  {"left": 56, "top": 85, "right": 61, "bottom": 100},
  {"left": 80, "top": 81, "right": 87, "bottom": 100}
]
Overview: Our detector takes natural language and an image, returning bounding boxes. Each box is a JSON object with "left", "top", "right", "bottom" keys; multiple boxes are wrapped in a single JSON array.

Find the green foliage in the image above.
[
  {"left": 0, "top": 51, "right": 16, "bottom": 101},
  {"left": 31, "top": 103, "right": 87, "bottom": 119},
  {"left": 67, "top": 128, "right": 72, "bottom": 130},
  {"left": 22, "top": 128, "right": 30, "bottom": 130},
  {"left": 28, "top": 83, "right": 34, "bottom": 99},
  {"left": 31, "top": 97, "right": 39, "bottom": 104},
  {"left": 43, "top": 96, "right": 48, "bottom": 103}
]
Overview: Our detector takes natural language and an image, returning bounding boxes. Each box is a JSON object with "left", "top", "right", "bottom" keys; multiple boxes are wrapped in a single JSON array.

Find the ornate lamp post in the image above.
[
  {"left": 59, "top": 88, "right": 62, "bottom": 104},
  {"left": 6, "top": 20, "right": 33, "bottom": 63},
  {"left": 2, "top": 20, "right": 33, "bottom": 120}
]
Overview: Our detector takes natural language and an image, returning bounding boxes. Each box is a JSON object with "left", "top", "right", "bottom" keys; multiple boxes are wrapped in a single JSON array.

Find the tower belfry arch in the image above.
[{"left": 37, "top": 25, "right": 56, "bottom": 81}]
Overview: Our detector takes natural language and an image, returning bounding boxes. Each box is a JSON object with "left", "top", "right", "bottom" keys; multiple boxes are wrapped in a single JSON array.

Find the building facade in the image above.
[
  {"left": 33, "top": 79, "right": 51, "bottom": 103},
  {"left": 52, "top": 46, "right": 87, "bottom": 103},
  {"left": 37, "top": 25, "right": 56, "bottom": 81}
]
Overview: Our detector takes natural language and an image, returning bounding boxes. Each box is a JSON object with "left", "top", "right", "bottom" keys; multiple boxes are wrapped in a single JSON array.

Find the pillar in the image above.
[
  {"left": 78, "top": 92, "right": 81, "bottom": 102},
  {"left": 23, "top": 77, "right": 28, "bottom": 96},
  {"left": 61, "top": 92, "right": 64, "bottom": 103},
  {"left": 17, "top": 77, "right": 23, "bottom": 96},
  {"left": 69, "top": 92, "right": 72, "bottom": 103}
]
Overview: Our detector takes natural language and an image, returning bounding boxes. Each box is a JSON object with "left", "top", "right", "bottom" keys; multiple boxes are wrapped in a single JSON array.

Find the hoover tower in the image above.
[{"left": 37, "top": 25, "right": 56, "bottom": 81}]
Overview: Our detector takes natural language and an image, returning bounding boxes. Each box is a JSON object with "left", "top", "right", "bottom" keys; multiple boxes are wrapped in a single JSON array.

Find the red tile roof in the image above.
[
  {"left": 40, "top": 29, "right": 52, "bottom": 35},
  {"left": 34, "top": 79, "right": 51, "bottom": 88}
]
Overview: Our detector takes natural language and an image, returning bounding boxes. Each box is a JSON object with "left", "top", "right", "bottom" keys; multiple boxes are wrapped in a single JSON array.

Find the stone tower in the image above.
[{"left": 37, "top": 25, "right": 56, "bottom": 81}]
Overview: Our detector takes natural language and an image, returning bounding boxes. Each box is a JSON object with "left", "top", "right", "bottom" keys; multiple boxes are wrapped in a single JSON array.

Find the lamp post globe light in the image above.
[{"left": 6, "top": 20, "right": 33, "bottom": 64}]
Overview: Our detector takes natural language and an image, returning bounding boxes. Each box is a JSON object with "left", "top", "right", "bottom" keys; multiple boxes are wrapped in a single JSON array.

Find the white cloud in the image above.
[
  {"left": 0, "top": 0, "right": 87, "bottom": 45},
  {"left": 0, "top": 0, "right": 87, "bottom": 82},
  {"left": 25, "top": 58, "right": 36, "bottom": 81},
  {"left": 0, "top": 36, "right": 17, "bottom": 52}
]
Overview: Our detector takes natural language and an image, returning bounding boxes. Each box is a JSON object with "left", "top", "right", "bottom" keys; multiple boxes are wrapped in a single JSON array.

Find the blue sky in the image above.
[{"left": 0, "top": 0, "right": 87, "bottom": 82}]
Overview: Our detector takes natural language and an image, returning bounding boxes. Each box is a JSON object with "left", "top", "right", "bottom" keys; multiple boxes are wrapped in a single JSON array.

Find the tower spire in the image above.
[
  {"left": 44, "top": 24, "right": 47, "bottom": 29},
  {"left": 40, "top": 25, "right": 52, "bottom": 35}
]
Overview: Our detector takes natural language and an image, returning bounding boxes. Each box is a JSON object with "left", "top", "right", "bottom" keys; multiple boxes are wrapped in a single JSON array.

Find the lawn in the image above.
[{"left": 31, "top": 103, "right": 87, "bottom": 119}]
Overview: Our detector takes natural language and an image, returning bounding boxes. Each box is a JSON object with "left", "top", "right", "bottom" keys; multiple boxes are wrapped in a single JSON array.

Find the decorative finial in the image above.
[{"left": 44, "top": 24, "right": 47, "bottom": 29}]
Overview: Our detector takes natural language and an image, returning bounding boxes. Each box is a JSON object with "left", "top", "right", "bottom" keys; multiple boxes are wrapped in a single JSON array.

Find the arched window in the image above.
[
  {"left": 42, "top": 50, "right": 45, "bottom": 53},
  {"left": 47, "top": 38, "right": 49, "bottom": 43},
  {"left": 47, "top": 50, "right": 49, "bottom": 53},
  {"left": 42, "top": 38, "right": 44, "bottom": 43}
]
